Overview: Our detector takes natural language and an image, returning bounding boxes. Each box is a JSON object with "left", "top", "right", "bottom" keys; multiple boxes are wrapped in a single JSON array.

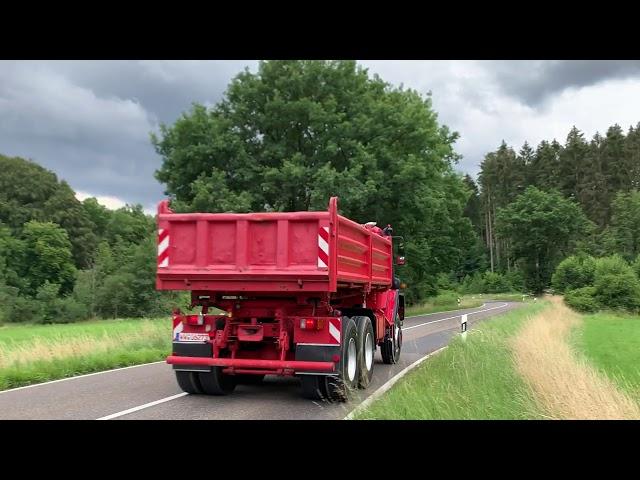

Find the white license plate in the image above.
[{"left": 177, "top": 333, "right": 210, "bottom": 342}]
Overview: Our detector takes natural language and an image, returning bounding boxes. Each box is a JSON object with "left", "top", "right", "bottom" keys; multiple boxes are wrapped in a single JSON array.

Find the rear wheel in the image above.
[
  {"left": 326, "top": 317, "right": 359, "bottom": 401},
  {"left": 355, "top": 316, "right": 375, "bottom": 389},
  {"left": 235, "top": 374, "right": 265, "bottom": 385},
  {"left": 381, "top": 312, "right": 402, "bottom": 364},
  {"left": 300, "top": 375, "right": 329, "bottom": 400},
  {"left": 175, "top": 371, "right": 203, "bottom": 394},
  {"left": 198, "top": 367, "right": 237, "bottom": 395}
]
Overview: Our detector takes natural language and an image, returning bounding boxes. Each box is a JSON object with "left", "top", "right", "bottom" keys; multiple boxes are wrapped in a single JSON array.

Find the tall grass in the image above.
[
  {"left": 0, "top": 318, "right": 171, "bottom": 390},
  {"left": 355, "top": 302, "right": 548, "bottom": 419},
  {"left": 511, "top": 297, "right": 640, "bottom": 420}
]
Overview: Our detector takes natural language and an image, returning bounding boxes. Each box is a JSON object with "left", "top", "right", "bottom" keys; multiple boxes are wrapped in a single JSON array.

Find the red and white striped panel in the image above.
[
  {"left": 158, "top": 228, "right": 169, "bottom": 268},
  {"left": 328, "top": 317, "right": 341, "bottom": 344},
  {"left": 172, "top": 316, "right": 183, "bottom": 341},
  {"left": 318, "top": 226, "right": 329, "bottom": 269}
]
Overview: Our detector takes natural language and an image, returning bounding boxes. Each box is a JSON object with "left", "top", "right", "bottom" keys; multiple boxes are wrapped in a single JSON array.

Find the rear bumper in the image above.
[{"left": 166, "top": 355, "right": 335, "bottom": 373}]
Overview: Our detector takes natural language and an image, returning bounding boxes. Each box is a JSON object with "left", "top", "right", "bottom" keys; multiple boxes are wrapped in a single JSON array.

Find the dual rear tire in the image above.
[
  {"left": 176, "top": 369, "right": 264, "bottom": 395},
  {"left": 381, "top": 312, "right": 402, "bottom": 364},
  {"left": 300, "top": 315, "right": 376, "bottom": 401}
]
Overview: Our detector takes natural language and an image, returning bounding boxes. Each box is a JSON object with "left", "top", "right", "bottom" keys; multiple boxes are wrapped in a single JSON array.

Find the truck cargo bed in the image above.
[{"left": 156, "top": 197, "right": 392, "bottom": 293}]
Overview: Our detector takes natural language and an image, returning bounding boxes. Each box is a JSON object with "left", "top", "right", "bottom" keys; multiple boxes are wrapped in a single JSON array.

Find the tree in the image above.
[
  {"left": 559, "top": 126, "right": 589, "bottom": 201},
  {"left": 152, "top": 60, "right": 472, "bottom": 302},
  {"left": 104, "top": 205, "right": 154, "bottom": 246},
  {"left": 21, "top": 221, "right": 76, "bottom": 295},
  {"left": 462, "top": 174, "right": 482, "bottom": 234},
  {"left": 606, "top": 190, "right": 640, "bottom": 261},
  {"left": 528, "top": 140, "right": 562, "bottom": 192},
  {"left": 82, "top": 197, "right": 112, "bottom": 239},
  {"left": 0, "top": 155, "right": 98, "bottom": 268},
  {"left": 496, "top": 187, "right": 590, "bottom": 293}
]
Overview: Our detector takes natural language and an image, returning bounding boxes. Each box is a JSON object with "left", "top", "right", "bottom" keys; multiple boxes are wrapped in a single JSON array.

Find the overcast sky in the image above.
[{"left": 2, "top": 60, "right": 640, "bottom": 213}]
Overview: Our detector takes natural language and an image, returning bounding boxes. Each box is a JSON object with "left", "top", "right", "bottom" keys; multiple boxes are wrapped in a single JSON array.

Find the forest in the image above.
[{"left": 1, "top": 60, "right": 640, "bottom": 324}]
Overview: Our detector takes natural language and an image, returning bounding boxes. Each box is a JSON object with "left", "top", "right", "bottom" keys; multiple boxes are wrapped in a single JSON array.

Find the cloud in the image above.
[
  {"left": 1, "top": 60, "right": 639, "bottom": 207},
  {"left": 0, "top": 60, "right": 258, "bottom": 209},
  {"left": 360, "top": 61, "right": 640, "bottom": 177},
  {"left": 486, "top": 60, "right": 640, "bottom": 107},
  {"left": 75, "top": 190, "right": 127, "bottom": 210}
]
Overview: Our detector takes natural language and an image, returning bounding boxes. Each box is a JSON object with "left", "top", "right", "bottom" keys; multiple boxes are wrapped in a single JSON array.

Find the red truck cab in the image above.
[{"left": 157, "top": 197, "right": 405, "bottom": 401}]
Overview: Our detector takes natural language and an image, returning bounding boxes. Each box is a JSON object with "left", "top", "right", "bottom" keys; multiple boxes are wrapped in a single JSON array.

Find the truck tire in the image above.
[
  {"left": 355, "top": 316, "right": 375, "bottom": 389},
  {"left": 235, "top": 374, "right": 265, "bottom": 385},
  {"left": 300, "top": 375, "right": 329, "bottom": 400},
  {"left": 198, "top": 367, "right": 237, "bottom": 395},
  {"left": 381, "top": 312, "right": 402, "bottom": 364},
  {"left": 326, "top": 317, "right": 359, "bottom": 401},
  {"left": 175, "top": 371, "right": 203, "bottom": 394}
]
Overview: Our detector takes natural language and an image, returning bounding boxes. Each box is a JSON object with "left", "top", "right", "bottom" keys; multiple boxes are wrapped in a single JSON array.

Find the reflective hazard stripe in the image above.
[
  {"left": 158, "top": 228, "right": 169, "bottom": 268},
  {"left": 328, "top": 317, "right": 341, "bottom": 344},
  {"left": 318, "top": 226, "right": 329, "bottom": 269}
]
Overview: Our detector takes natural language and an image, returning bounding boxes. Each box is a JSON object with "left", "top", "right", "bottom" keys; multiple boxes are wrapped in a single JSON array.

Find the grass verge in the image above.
[
  {"left": 354, "top": 301, "right": 549, "bottom": 419},
  {"left": 0, "top": 317, "right": 170, "bottom": 391},
  {"left": 571, "top": 311, "right": 640, "bottom": 403}
]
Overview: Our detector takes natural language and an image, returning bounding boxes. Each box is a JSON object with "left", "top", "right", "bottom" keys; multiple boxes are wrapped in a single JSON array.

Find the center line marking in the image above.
[
  {"left": 97, "top": 392, "right": 189, "bottom": 420},
  {"left": 403, "top": 302, "right": 509, "bottom": 331}
]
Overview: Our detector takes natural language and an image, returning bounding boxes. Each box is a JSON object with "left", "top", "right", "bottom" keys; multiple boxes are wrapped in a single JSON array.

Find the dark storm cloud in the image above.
[
  {"left": 489, "top": 60, "right": 640, "bottom": 107},
  {"left": 0, "top": 60, "right": 258, "bottom": 210}
]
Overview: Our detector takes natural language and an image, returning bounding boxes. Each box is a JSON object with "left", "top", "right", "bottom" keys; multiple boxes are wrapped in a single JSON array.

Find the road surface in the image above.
[{"left": 0, "top": 301, "right": 521, "bottom": 420}]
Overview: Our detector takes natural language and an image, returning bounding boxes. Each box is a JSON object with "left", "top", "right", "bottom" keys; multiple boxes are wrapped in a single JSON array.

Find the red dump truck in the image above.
[{"left": 157, "top": 197, "right": 405, "bottom": 401}]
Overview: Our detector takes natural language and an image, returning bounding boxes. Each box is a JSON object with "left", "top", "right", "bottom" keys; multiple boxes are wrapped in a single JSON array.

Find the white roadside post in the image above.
[{"left": 461, "top": 313, "right": 468, "bottom": 341}]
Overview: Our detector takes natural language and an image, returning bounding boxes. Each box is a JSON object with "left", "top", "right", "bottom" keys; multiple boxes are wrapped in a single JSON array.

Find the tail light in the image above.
[
  {"left": 300, "top": 318, "right": 325, "bottom": 330},
  {"left": 185, "top": 314, "right": 204, "bottom": 326}
]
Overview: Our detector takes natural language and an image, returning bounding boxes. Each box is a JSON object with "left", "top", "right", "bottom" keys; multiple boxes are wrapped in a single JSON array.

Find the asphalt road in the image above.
[{"left": 0, "top": 301, "right": 521, "bottom": 420}]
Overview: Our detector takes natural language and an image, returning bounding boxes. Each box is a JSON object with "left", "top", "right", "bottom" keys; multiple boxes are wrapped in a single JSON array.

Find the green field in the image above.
[
  {"left": 0, "top": 317, "right": 171, "bottom": 391},
  {"left": 572, "top": 311, "right": 640, "bottom": 401},
  {"left": 354, "top": 301, "right": 549, "bottom": 419}
]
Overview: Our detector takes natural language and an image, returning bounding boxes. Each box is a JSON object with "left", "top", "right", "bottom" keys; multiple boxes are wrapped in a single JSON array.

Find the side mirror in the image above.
[{"left": 396, "top": 256, "right": 405, "bottom": 266}]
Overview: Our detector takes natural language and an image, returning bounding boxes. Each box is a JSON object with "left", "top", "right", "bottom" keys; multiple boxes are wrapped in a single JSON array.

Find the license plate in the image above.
[{"left": 177, "top": 333, "right": 210, "bottom": 342}]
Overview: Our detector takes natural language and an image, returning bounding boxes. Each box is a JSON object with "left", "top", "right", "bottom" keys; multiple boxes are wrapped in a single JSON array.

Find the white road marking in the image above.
[
  {"left": 97, "top": 392, "right": 189, "bottom": 420},
  {"left": 404, "top": 303, "right": 487, "bottom": 319},
  {"left": 403, "top": 302, "right": 509, "bottom": 331},
  {"left": 0, "top": 361, "right": 166, "bottom": 395}
]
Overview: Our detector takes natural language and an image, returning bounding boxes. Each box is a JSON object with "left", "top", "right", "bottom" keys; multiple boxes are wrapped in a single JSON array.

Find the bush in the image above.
[
  {"left": 436, "top": 273, "right": 458, "bottom": 292},
  {"left": 593, "top": 272, "right": 640, "bottom": 312},
  {"left": 432, "top": 290, "right": 459, "bottom": 306},
  {"left": 552, "top": 254, "right": 596, "bottom": 293},
  {"left": 594, "top": 254, "right": 633, "bottom": 278},
  {"left": 460, "top": 272, "right": 484, "bottom": 294},
  {"left": 482, "top": 272, "right": 511, "bottom": 293},
  {"left": 57, "top": 296, "right": 89, "bottom": 323},
  {"left": 504, "top": 269, "right": 525, "bottom": 292},
  {"left": 565, "top": 287, "right": 600, "bottom": 313},
  {"left": 4, "top": 295, "right": 40, "bottom": 323}
]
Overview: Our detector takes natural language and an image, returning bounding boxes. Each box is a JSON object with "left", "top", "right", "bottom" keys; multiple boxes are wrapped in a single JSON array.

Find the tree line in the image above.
[
  {"left": 0, "top": 154, "right": 186, "bottom": 323},
  {"left": 466, "top": 123, "right": 640, "bottom": 305}
]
